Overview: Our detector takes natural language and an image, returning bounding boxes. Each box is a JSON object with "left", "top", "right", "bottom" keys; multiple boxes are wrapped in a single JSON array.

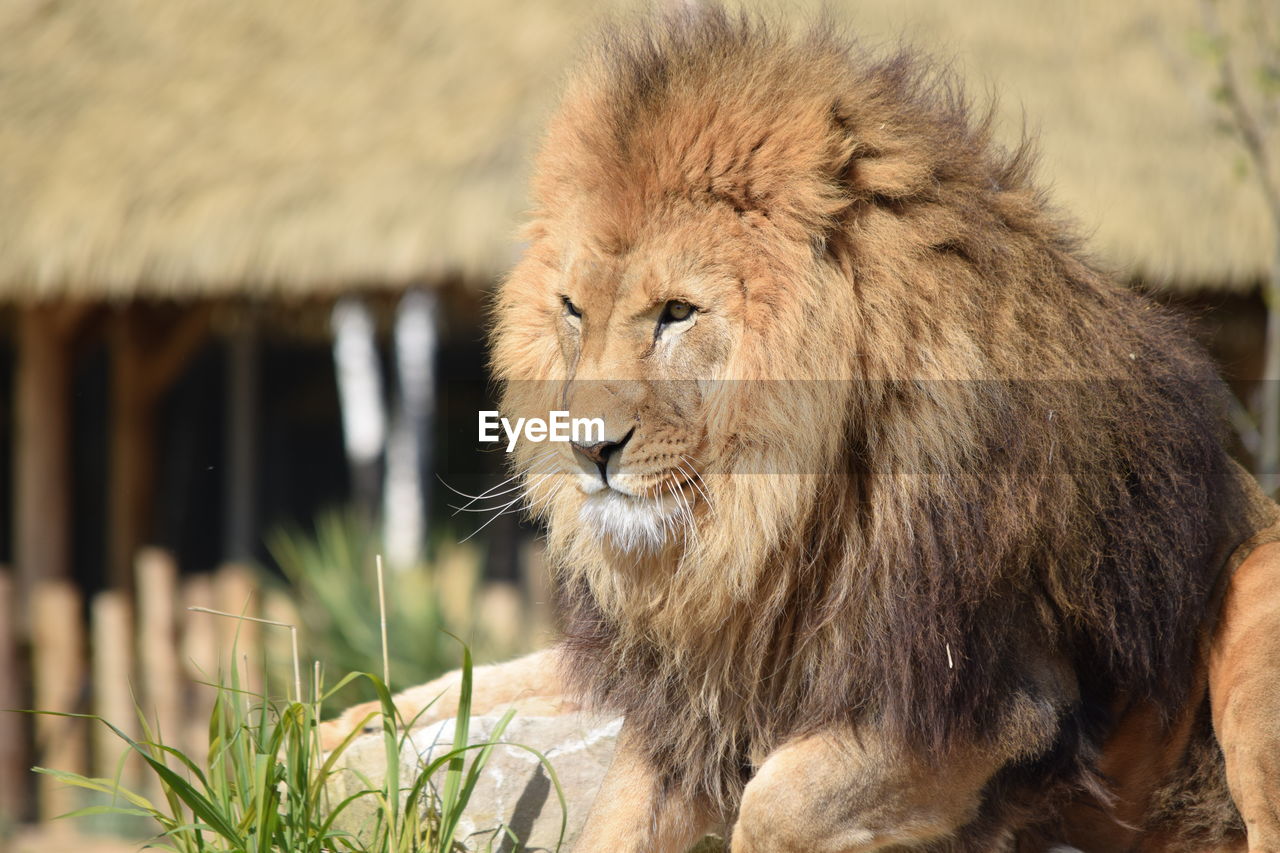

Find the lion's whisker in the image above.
[
  {"left": 522, "top": 473, "right": 563, "bottom": 509},
  {"left": 438, "top": 450, "right": 558, "bottom": 511},
  {"left": 442, "top": 455, "right": 558, "bottom": 515},
  {"left": 458, "top": 494, "right": 526, "bottom": 543},
  {"left": 672, "top": 484, "right": 696, "bottom": 543},
  {"left": 660, "top": 485, "right": 676, "bottom": 541},
  {"left": 528, "top": 480, "right": 566, "bottom": 514},
  {"left": 445, "top": 461, "right": 558, "bottom": 513},
  {"left": 498, "top": 471, "right": 566, "bottom": 522},
  {"left": 438, "top": 465, "right": 532, "bottom": 502},
  {"left": 444, "top": 477, "right": 534, "bottom": 506},
  {"left": 682, "top": 491, "right": 699, "bottom": 537},
  {"left": 665, "top": 480, "right": 695, "bottom": 543},
  {"left": 678, "top": 455, "right": 713, "bottom": 499},
  {"left": 473, "top": 479, "right": 566, "bottom": 533},
  {"left": 458, "top": 469, "right": 560, "bottom": 543},
  {"left": 676, "top": 457, "right": 715, "bottom": 518}
]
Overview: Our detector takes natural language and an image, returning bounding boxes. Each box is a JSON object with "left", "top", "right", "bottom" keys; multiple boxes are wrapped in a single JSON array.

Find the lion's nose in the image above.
[{"left": 571, "top": 428, "right": 634, "bottom": 484}]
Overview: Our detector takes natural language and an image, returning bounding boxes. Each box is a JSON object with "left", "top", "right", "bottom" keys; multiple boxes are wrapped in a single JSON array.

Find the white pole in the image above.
[
  {"left": 331, "top": 298, "right": 387, "bottom": 518},
  {"left": 383, "top": 290, "right": 438, "bottom": 569}
]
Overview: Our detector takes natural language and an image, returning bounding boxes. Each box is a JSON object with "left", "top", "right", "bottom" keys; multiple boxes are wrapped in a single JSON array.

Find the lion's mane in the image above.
[{"left": 491, "top": 7, "right": 1272, "bottom": 832}]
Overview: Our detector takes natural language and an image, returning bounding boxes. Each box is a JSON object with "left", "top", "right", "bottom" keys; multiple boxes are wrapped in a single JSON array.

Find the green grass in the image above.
[
  {"left": 266, "top": 511, "right": 524, "bottom": 711},
  {"left": 32, "top": 630, "right": 566, "bottom": 852}
]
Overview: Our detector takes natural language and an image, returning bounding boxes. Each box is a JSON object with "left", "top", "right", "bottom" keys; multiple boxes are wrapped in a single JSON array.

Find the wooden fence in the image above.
[
  {"left": 0, "top": 541, "right": 551, "bottom": 832},
  {"left": 0, "top": 550, "right": 308, "bottom": 827}
]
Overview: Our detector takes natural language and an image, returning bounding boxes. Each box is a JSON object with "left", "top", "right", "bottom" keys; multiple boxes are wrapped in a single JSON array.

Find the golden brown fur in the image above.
[{"left": 325, "top": 8, "right": 1280, "bottom": 851}]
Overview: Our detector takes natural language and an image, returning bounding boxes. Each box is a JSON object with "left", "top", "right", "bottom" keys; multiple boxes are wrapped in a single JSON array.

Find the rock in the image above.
[
  {"left": 327, "top": 713, "right": 726, "bottom": 852},
  {"left": 329, "top": 713, "right": 613, "bottom": 851},
  {"left": 418, "top": 713, "right": 621, "bottom": 851}
]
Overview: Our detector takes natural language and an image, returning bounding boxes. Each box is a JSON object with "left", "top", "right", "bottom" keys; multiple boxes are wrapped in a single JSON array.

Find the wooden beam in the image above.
[
  {"left": 0, "top": 569, "right": 28, "bottom": 822},
  {"left": 142, "top": 307, "right": 211, "bottom": 399},
  {"left": 108, "top": 314, "right": 154, "bottom": 592},
  {"left": 14, "top": 306, "right": 76, "bottom": 619},
  {"left": 107, "top": 307, "right": 211, "bottom": 590}
]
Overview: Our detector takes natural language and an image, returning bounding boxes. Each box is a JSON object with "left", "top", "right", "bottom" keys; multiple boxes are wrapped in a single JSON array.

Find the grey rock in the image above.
[
  {"left": 327, "top": 712, "right": 726, "bottom": 852},
  {"left": 418, "top": 713, "right": 621, "bottom": 852},
  {"left": 327, "top": 713, "right": 616, "bottom": 851}
]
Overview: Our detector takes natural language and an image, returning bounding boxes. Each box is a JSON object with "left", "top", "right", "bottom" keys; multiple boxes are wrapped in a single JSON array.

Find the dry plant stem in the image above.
[
  {"left": 377, "top": 554, "right": 390, "bottom": 687},
  {"left": 1202, "top": 0, "right": 1280, "bottom": 485},
  {"left": 187, "top": 605, "right": 302, "bottom": 702}
]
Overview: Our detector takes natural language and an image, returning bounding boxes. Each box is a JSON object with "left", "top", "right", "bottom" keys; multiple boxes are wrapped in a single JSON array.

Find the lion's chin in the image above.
[{"left": 578, "top": 489, "right": 681, "bottom": 553}]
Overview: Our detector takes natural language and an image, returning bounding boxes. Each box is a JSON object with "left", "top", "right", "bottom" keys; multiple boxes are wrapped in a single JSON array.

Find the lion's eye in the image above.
[
  {"left": 561, "top": 296, "right": 582, "bottom": 320},
  {"left": 659, "top": 300, "right": 694, "bottom": 325}
]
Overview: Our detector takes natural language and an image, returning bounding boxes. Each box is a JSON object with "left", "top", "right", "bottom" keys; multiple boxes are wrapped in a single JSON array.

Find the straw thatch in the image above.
[{"left": 0, "top": 0, "right": 1273, "bottom": 300}]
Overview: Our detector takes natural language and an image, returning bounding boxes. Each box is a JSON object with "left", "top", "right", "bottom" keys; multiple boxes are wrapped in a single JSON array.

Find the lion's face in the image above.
[
  {"left": 496, "top": 205, "right": 800, "bottom": 554},
  {"left": 542, "top": 240, "right": 734, "bottom": 552},
  {"left": 494, "top": 194, "right": 861, "bottom": 603}
]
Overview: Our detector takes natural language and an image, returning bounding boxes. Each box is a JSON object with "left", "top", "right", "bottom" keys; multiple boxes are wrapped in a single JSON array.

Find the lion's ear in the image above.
[{"left": 827, "top": 95, "right": 936, "bottom": 205}]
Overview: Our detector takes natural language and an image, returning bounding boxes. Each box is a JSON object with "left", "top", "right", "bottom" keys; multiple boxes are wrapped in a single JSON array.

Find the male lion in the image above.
[{"left": 326, "top": 10, "right": 1280, "bottom": 851}]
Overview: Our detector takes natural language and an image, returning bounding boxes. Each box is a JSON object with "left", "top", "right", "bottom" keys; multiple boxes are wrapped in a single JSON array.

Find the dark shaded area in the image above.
[
  {"left": 153, "top": 342, "right": 225, "bottom": 574},
  {"left": 256, "top": 340, "right": 353, "bottom": 564},
  {"left": 1144, "top": 288, "right": 1265, "bottom": 382},
  {"left": 70, "top": 344, "right": 109, "bottom": 595},
  {"left": 34, "top": 289, "right": 529, "bottom": 591},
  {"left": 496, "top": 764, "right": 552, "bottom": 853},
  {"left": 0, "top": 332, "right": 11, "bottom": 564},
  {"left": 1150, "top": 289, "right": 1267, "bottom": 468},
  {"left": 151, "top": 337, "right": 352, "bottom": 577}
]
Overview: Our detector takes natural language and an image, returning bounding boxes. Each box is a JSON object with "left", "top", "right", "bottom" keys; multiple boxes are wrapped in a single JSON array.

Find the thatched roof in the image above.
[
  {"left": 0, "top": 0, "right": 1272, "bottom": 301},
  {"left": 0, "top": 0, "right": 589, "bottom": 300}
]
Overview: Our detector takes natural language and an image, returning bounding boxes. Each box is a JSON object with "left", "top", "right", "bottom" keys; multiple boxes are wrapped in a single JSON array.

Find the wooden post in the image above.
[
  {"left": 213, "top": 563, "right": 261, "bottom": 693},
  {"left": 14, "top": 307, "right": 76, "bottom": 623},
  {"left": 136, "top": 549, "right": 181, "bottom": 750},
  {"left": 181, "top": 574, "right": 217, "bottom": 759},
  {"left": 90, "top": 590, "right": 138, "bottom": 784},
  {"left": 108, "top": 320, "right": 154, "bottom": 595},
  {"left": 478, "top": 581, "right": 524, "bottom": 655},
  {"left": 437, "top": 542, "right": 478, "bottom": 631},
  {"left": 0, "top": 569, "right": 27, "bottom": 824},
  {"left": 263, "top": 590, "right": 300, "bottom": 702},
  {"left": 31, "top": 580, "right": 87, "bottom": 822}
]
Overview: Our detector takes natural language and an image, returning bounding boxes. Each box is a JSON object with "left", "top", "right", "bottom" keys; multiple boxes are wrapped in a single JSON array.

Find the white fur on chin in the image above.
[{"left": 578, "top": 489, "right": 679, "bottom": 552}]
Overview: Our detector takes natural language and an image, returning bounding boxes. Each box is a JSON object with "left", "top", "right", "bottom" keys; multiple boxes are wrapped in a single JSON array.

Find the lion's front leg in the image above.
[
  {"left": 731, "top": 728, "right": 1012, "bottom": 853},
  {"left": 1211, "top": 539, "right": 1280, "bottom": 853},
  {"left": 319, "top": 647, "right": 573, "bottom": 751},
  {"left": 573, "top": 721, "right": 715, "bottom": 853}
]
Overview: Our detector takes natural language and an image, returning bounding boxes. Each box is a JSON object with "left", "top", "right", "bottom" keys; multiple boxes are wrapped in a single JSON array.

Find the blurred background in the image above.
[{"left": 0, "top": 0, "right": 1275, "bottom": 848}]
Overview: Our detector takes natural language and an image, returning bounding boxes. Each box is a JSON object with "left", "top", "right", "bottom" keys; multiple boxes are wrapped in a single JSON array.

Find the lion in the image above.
[{"left": 325, "top": 9, "right": 1280, "bottom": 852}]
